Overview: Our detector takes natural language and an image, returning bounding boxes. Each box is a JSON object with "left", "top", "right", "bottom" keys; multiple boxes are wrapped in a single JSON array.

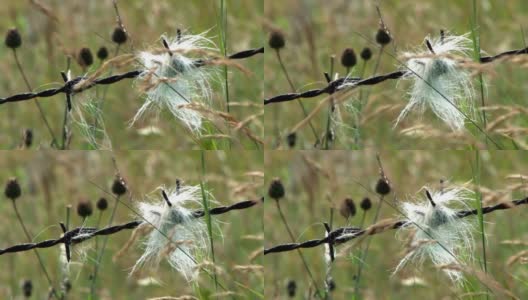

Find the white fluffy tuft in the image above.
[
  {"left": 133, "top": 32, "right": 217, "bottom": 133},
  {"left": 394, "top": 186, "right": 475, "bottom": 283},
  {"left": 132, "top": 185, "right": 209, "bottom": 281},
  {"left": 396, "top": 33, "right": 475, "bottom": 130}
]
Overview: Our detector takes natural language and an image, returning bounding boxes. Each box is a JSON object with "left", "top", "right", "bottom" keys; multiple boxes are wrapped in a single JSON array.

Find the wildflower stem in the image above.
[
  {"left": 90, "top": 195, "right": 120, "bottom": 299},
  {"left": 12, "top": 49, "right": 58, "bottom": 147},
  {"left": 473, "top": 151, "right": 489, "bottom": 298},
  {"left": 323, "top": 56, "right": 335, "bottom": 150},
  {"left": 274, "top": 49, "right": 320, "bottom": 145},
  {"left": 12, "top": 201, "right": 58, "bottom": 299},
  {"left": 200, "top": 151, "right": 218, "bottom": 290},
  {"left": 275, "top": 200, "right": 322, "bottom": 298}
]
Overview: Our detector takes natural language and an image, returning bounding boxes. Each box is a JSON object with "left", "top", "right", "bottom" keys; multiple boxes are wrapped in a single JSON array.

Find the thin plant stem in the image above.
[
  {"left": 354, "top": 195, "right": 384, "bottom": 299},
  {"left": 323, "top": 56, "right": 335, "bottom": 150},
  {"left": 472, "top": 151, "right": 489, "bottom": 299},
  {"left": 471, "top": 0, "right": 487, "bottom": 132},
  {"left": 275, "top": 200, "right": 322, "bottom": 298},
  {"left": 90, "top": 195, "right": 120, "bottom": 299},
  {"left": 200, "top": 151, "right": 218, "bottom": 290},
  {"left": 12, "top": 201, "right": 58, "bottom": 299},
  {"left": 12, "top": 49, "right": 58, "bottom": 147},
  {"left": 274, "top": 49, "right": 320, "bottom": 144}
]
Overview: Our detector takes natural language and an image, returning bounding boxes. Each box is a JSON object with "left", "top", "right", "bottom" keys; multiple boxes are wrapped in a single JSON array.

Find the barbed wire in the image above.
[
  {"left": 264, "top": 196, "right": 528, "bottom": 255},
  {"left": 264, "top": 46, "right": 528, "bottom": 105},
  {"left": 0, "top": 197, "right": 262, "bottom": 256},
  {"left": 0, "top": 47, "right": 263, "bottom": 106}
]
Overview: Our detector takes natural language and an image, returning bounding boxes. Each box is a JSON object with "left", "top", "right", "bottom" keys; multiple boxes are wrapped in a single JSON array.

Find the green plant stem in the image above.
[
  {"left": 90, "top": 195, "right": 120, "bottom": 299},
  {"left": 200, "top": 151, "right": 218, "bottom": 290},
  {"left": 275, "top": 200, "right": 322, "bottom": 298},
  {"left": 323, "top": 56, "right": 335, "bottom": 150},
  {"left": 354, "top": 195, "right": 384, "bottom": 298},
  {"left": 12, "top": 201, "right": 58, "bottom": 300},
  {"left": 12, "top": 49, "right": 58, "bottom": 147},
  {"left": 274, "top": 50, "right": 320, "bottom": 145}
]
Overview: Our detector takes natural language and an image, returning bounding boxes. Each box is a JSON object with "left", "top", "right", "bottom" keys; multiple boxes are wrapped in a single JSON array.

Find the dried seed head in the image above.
[
  {"left": 375, "top": 28, "right": 392, "bottom": 46},
  {"left": 5, "top": 178, "right": 21, "bottom": 200},
  {"left": 23, "top": 128, "right": 33, "bottom": 148},
  {"left": 268, "top": 178, "right": 285, "bottom": 201},
  {"left": 63, "top": 279, "right": 72, "bottom": 293},
  {"left": 111, "top": 175, "right": 127, "bottom": 196},
  {"left": 5, "top": 28, "right": 22, "bottom": 49},
  {"left": 97, "top": 46, "right": 108, "bottom": 60},
  {"left": 77, "top": 198, "right": 93, "bottom": 218},
  {"left": 360, "top": 47, "right": 372, "bottom": 61},
  {"left": 96, "top": 197, "right": 108, "bottom": 211},
  {"left": 22, "top": 279, "right": 32, "bottom": 297},
  {"left": 327, "top": 277, "right": 336, "bottom": 291},
  {"left": 286, "top": 132, "right": 297, "bottom": 148},
  {"left": 340, "top": 48, "right": 357, "bottom": 68},
  {"left": 375, "top": 178, "right": 391, "bottom": 195},
  {"left": 78, "top": 47, "right": 93, "bottom": 68},
  {"left": 339, "top": 198, "right": 356, "bottom": 219},
  {"left": 286, "top": 279, "right": 297, "bottom": 297},
  {"left": 268, "top": 30, "right": 285, "bottom": 50},
  {"left": 360, "top": 197, "right": 372, "bottom": 211},
  {"left": 112, "top": 26, "right": 127, "bottom": 44}
]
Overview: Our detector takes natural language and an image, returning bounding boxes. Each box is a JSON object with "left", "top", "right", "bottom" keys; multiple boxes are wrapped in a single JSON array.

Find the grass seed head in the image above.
[
  {"left": 5, "top": 28, "right": 22, "bottom": 49},
  {"left": 340, "top": 197, "right": 356, "bottom": 219},
  {"left": 112, "top": 175, "right": 127, "bottom": 196},
  {"left": 5, "top": 177, "right": 21, "bottom": 200},
  {"left": 268, "top": 178, "right": 285, "bottom": 201},
  {"left": 78, "top": 47, "right": 94, "bottom": 68},
  {"left": 360, "top": 197, "right": 372, "bottom": 211},
  {"left": 97, "top": 197, "right": 108, "bottom": 211},
  {"left": 360, "top": 47, "right": 372, "bottom": 61},
  {"left": 97, "top": 46, "right": 108, "bottom": 60},
  {"left": 22, "top": 279, "right": 32, "bottom": 298},
  {"left": 341, "top": 48, "right": 357, "bottom": 68},
  {"left": 77, "top": 198, "right": 93, "bottom": 218},
  {"left": 112, "top": 26, "right": 127, "bottom": 44},
  {"left": 268, "top": 30, "right": 285, "bottom": 50},
  {"left": 375, "top": 177, "right": 391, "bottom": 195}
]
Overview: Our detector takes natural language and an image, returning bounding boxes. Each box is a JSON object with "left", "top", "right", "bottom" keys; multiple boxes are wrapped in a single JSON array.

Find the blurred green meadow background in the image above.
[
  {"left": 264, "top": 0, "right": 528, "bottom": 149},
  {"left": 0, "top": 150, "right": 263, "bottom": 299},
  {"left": 0, "top": 0, "right": 263, "bottom": 150},
  {"left": 265, "top": 150, "right": 528, "bottom": 299}
]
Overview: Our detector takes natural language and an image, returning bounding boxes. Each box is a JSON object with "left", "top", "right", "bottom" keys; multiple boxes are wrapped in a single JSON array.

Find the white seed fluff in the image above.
[
  {"left": 396, "top": 33, "right": 475, "bottom": 130},
  {"left": 133, "top": 32, "right": 217, "bottom": 133},
  {"left": 132, "top": 185, "right": 209, "bottom": 281},
  {"left": 394, "top": 187, "right": 475, "bottom": 283}
]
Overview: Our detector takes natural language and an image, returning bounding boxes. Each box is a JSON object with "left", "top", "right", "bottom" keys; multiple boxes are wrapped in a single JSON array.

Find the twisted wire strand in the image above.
[
  {"left": 264, "top": 46, "right": 528, "bottom": 105},
  {"left": 264, "top": 197, "right": 528, "bottom": 255},
  {"left": 0, "top": 198, "right": 262, "bottom": 255},
  {"left": 0, "top": 47, "right": 263, "bottom": 105}
]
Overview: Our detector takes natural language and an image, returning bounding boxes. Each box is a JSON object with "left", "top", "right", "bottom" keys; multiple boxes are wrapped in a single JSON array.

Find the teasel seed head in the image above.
[
  {"left": 112, "top": 26, "right": 127, "bottom": 44},
  {"left": 286, "top": 279, "right": 297, "bottom": 297},
  {"left": 360, "top": 197, "right": 372, "bottom": 211},
  {"left": 375, "top": 177, "right": 391, "bottom": 195},
  {"left": 78, "top": 47, "right": 94, "bottom": 68},
  {"left": 97, "top": 46, "right": 108, "bottom": 60},
  {"left": 77, "top": 198, "right": 93, "bottom": 218},
  {"left": 5, "top": 28, "right": 22, "bottom": 49},
  {"left": 360, "top": 47, "right": 372, "bottom": 61},
  {"left": 268, "top": 178, "right": 285, "bottom": 201},
  {"left": 339, "top": 197, "right": 356, "bottom": 219},
  {"left": 340, "top": 48, "right": 357, "bottom": 68},
  {"left": 5, "top": 177, "right": 21, "bottom": 200},
  {"left": 23, "top": 128, "right": 33, "bottom": 148},
  {"left": 96, "top": 197, "right": 108, "bottom": 211},
  {"left": 111, "top": 175, "right": 127, "bottom": 196},
  {"left": 286, "top": 132, "right": 297, "bottom": 148},
  {"left": 22, "top": 279, "right": 32, "bottom": 298},
  {"left": 375, "top": 27, "right": 392, "bottom": 46},
  {"left": 268, "top": 30, "right": 285, "bottom": 50}
]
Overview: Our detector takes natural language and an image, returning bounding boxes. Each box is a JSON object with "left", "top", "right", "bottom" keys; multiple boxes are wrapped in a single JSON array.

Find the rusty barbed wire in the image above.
[
  {"left": 0, "top": 47, "right": 263, "bottom": 106},
  {"left": 0, "top": 197, "right": 262, "bottom": 256},
  {"left": 264, "top": 46, "right": 528, "bottom": 105},
  {"left": 264, "top": 196, "right": 528, "bottom": 255}
]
